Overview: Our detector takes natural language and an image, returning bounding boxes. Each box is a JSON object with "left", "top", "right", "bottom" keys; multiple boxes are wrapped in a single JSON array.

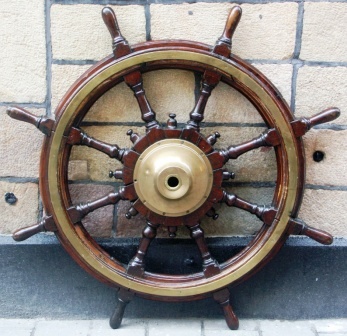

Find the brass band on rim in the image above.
[{"left": 48, "top": 50, "right": 299, "bottom": 297}]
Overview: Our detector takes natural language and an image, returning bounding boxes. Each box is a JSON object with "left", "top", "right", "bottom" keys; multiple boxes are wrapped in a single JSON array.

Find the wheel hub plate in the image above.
[{"left": 133, "top": 139, "right": 213, "bottom": 217}]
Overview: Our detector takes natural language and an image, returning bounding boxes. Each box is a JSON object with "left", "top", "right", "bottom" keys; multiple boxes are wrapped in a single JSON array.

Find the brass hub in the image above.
[{"left": 133, "top": 139, "right": 213, "bottom": 217}]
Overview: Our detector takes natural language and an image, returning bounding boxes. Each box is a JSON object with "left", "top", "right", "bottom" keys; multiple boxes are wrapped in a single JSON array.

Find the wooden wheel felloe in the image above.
[{"left": 7, "top": 6, "right": 340, "bottom": 330}]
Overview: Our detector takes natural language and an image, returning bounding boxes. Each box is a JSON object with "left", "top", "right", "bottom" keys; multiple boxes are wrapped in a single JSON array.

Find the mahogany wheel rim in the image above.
[{"left": 43, "top": 44, "right": 303, "bottom": 298}]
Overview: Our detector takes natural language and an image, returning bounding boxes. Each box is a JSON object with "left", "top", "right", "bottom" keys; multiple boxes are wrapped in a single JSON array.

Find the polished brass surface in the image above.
[
  {"left": 48, "top": 50, "right": 298, "bottom": 296},
  {"left": 133, "top": 139, "right": 213, "bottom": 217}
]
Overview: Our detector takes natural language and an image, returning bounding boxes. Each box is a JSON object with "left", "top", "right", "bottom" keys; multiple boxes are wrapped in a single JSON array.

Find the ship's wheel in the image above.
[{"left": 7, "top": 6, "right": 339, "bottom": 330}]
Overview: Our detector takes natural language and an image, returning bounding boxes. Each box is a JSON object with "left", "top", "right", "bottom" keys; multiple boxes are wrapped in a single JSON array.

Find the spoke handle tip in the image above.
[
  {"left": 309, "top": 107, "right": 340, "bottom": 128},
  {"left": 12, "top": 222, "right": 46, "bottom": 242},
  {"left": 302, "top": 225, "right": 333, "bottom": 245},
  {"left": 102, "top": 7, "right": 122, "bottom": 41},
  {"left": 222, "top": 6, "right": 242, "bottom": 40},
  {"left": 7, "top": 106, "right": 40, "bottom": 127}
]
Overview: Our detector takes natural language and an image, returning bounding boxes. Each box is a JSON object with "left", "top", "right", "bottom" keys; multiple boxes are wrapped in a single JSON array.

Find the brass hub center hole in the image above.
[{"left": 166, "top": 176, "right": 180, "bottom": 190}]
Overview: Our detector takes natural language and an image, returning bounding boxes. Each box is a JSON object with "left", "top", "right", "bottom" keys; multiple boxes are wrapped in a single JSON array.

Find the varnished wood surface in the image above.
[{"left": 6, "top": 4, "right": 340, "bottom": 331}]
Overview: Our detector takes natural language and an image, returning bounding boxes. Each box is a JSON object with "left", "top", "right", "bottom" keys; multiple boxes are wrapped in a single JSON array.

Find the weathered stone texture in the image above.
[
  {"left": 204, "top": 64, "right": 292, "bottom": 124},
  {"left": 260, "top": 320, "right": 316, "bottom": 336},
  {"left": 0, "top": 182, "right": 38, "bottom": 234},
  {"left": 151, "top": 3, "right": 297, "bottom": 60},
  {"left": 204, "top": 82, "right": 262, "bottom": 124},
  {"left": 304, "top": 129, "right": 347, "bottom": 186},
  {"left": 51, "top": 5, "right": 146, "bottom": 60},
  {"left": 299, "top": 189, "right": 347, "bottom": 237},
  {"left": 69, "top": 184, "right": 115, "bottom": 237},
  {"left": 51, "top": 64, "right": 91, "bottom": 113},
  {"left": 256, "top": 64, "right": 292, "bottom": 107},
  {"left": 0, "top": 0, "right": 46, "bottom": 102},
  {"left": 142, "top": 70, "right": 195, "bottom": 124},
  {"left": 86, "top": 70, "right": 195, "bottom": 124},
  {"left": 68, "top": 160, "right": 89, "bottom": 181},
  {"left": 0, "top": 107, "right": 43, "bottom": 178},
  {"left": 296, "top": 66, "right": 347, "bottom": 125},
  {"left": 301, "top": 2, "right": 347, "bottom": 62}
]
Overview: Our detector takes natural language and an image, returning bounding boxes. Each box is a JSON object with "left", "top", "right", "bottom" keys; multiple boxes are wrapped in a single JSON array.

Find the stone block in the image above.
[
  {"left": 204, "top": 318, "right": 258, "bottom": 331},
  {"left": 204, "top": 64, "right": 292, "bottom": 124},
  {"left": 299, "top": 188, "right": 347, "bottom": 237},
  {"left": 301, "top": 2, "right": 347, "bottom": 62},
  {"left": 86, "top": 69, "right": 195, "bottom": 124},
  {"left": 51, "top": 5, "right": 146, "bottom": 60},
  {"left": 0, "top": 107, "right": 43, "bottom": 178},
  {"left": 148, "top": 319, "right": 201, "bottom": 336},
  {"left": 51, "top": 64, "right": 91, "bottom": 113},
  {"left": 150, "top": 3, "right": 297, "bottom": 60},
  {"left": 303, "top": 129, "right": 347, "bottom": 186},
  {"left": 205, "top": 331, "right": 259, "bottom": 336},
  {"left": 296, "top": 66, "right": 347, "bottom": 125},
  {"left": 312, "top": 319, "right": 347, "bottom": 333},
  {"left": 91, "top": 319, "right": 147, "bottom": 334},
  {"left": 34, "top": 320, "right": 90, "bottom": 336},
  {"left": 68, "top": 183, "right": 115, "bottom": 237},
  {"left": 0, "top": 0, "right": 46, "bottom": 102},
  {"left": 0, "top": 319, "right": 35, "bottom": 336},
  {"left": 0, "top": 182, "right": 38, "bottom": 234},
  {"left": 260, "top": 320, "right": 315, "bottom": 336},
  {"left": 68, "top": 160, "right": 89, "bottom": 181},
  {"left": 256, "top": 64, "right": 292, "bottom": 107}
]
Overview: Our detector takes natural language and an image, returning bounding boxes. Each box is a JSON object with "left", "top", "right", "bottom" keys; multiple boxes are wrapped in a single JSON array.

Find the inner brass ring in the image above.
[
  {"left": 133, "top": 139, "right": 213, "bottom": 217},
  {"left": 48, "top": 49, "right": 300, "bottom": 297}
]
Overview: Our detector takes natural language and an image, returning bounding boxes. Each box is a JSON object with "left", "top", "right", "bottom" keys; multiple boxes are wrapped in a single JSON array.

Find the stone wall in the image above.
[{"left": 0, "top": 0, "right": 346, "bottom": 239}]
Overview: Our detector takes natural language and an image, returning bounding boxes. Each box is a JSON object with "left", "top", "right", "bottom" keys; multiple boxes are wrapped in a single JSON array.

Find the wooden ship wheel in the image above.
[{"left": 7, "top": 6, "right": 340, "bottom": 330}]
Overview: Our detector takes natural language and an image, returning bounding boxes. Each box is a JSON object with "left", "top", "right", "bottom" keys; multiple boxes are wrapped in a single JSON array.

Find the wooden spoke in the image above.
[
  {"left": 220, "top": 128, "right": 280, "bottom": 162},
  {"left": 213, "top": 288, "right": 239, "bottom": 330},
  {"left": 186, "top": 71, "right": 221, "bottom": 130},
  {"left": 223, "top": 191, "right": 277, "bottom": 226},
  {"left": 187, "top": 223, "right": 220, "bottom": 277},
  {"left": 127, "top": 221, "right": 160, "bottom": 277},
  {"left": 186, "top": 6, "right": 243, "bottom": 130},
  {"left": 102, "top": 7, "right": 159, "bottom": 129},
  {"left": 109, "top": 288, "right": 134, "bottom": 329},
  {"left": 67, "top": 127, "right": 125, "bottom": 161},
  {"left": 124, "top": 71, "right": 160, "bottom": 129},
  {"left": 12, "top": 190, "right": 125, "bottom": 241},
  {"left": 68, "top": 189, "right": 125, "bottom": 223}
]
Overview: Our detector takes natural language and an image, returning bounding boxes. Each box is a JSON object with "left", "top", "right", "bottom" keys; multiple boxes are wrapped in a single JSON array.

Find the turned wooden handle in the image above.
[
  {"left": 222, "top": 303, "right": 239, "bottom": 330},
  {"left": 309, "top": 107, "right": 340, "bottom": 127},
  {"left": 102, "top": 7, "right": 122, "bottom": 41},
  {"left": 302, "top": 225, "right": 333, "bottom": 245},
  {"left": 222, "top": 6, "right": 242, "bottom": 40},
  {"left": 6, "top": 106, "right": 40, "bottom": 127},
  {"left": 12, "top": 221, "right": 46, "bottom": 242}
]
